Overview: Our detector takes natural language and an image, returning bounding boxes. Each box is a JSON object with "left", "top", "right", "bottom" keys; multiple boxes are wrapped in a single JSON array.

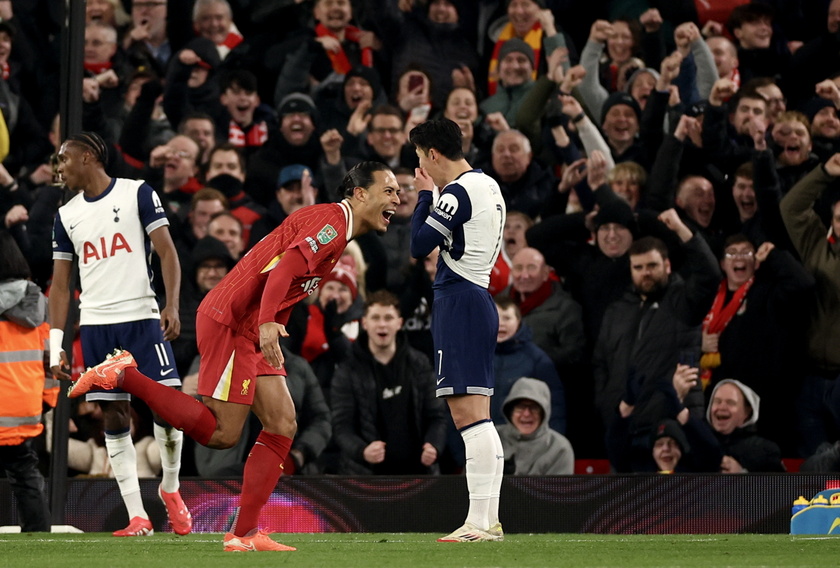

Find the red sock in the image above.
[
  {"left": 232, "top": 431, "right": 292, "bottom": 536},
  {"left": 121, "top": 367, "right": 216, "bottom": 445}
]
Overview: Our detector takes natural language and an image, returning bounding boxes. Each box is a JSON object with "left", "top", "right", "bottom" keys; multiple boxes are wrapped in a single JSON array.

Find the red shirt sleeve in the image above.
[{"left": 258, "top": 246, "right": 311, "bottom": 325}]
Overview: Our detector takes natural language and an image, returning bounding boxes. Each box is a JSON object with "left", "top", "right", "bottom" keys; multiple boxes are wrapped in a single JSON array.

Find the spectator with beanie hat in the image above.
[
  {"left": 480, "top": 38, "right": 538, "bottom": 127},
  {"left": 485, "top": 0, "right": 576, "bottom": 96},
  {"left": 245, "top": 92, "right": 325, "bottom": 207},
  {"left": 301, "top": 259, "right": 365, "bottom": 396},
  {"left": 801, "top": 89, "right": 840, "bottom": 161},
  {"left": 315, "top": 66, "right": 385, "bottom": 153}
]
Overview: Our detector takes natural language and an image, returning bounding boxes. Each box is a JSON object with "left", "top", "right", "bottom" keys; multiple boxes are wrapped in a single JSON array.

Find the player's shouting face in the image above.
[{"left": 354, "top": 169, "right": 400, "bottom": 234}]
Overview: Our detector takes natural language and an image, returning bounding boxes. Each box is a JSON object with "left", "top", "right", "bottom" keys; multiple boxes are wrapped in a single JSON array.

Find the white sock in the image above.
[
  {"left": 154, "top": 423, "right": 183, "bottom": 493},
  {"left": 105, "top": 431, "right": 147, "bottom": 520},
  {"left": 461, "top": 420, "right": 499, "bottom": 530},
  {"left": 488, "top": 425, "right": 504, "bottom": 526}
]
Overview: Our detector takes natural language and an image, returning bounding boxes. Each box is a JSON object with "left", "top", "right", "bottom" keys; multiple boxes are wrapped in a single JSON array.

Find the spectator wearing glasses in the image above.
[
  {"left": 700, "top": 235, "right": 813, "bottom": 453},
  {"left": 495, "top": 377, "right": 574, "bottom": 475}
]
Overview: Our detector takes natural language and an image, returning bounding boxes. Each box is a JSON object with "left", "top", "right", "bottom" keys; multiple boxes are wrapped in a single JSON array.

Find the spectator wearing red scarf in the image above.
[{"left": 508, "top": 246, "right": 585, "bottom": 380}]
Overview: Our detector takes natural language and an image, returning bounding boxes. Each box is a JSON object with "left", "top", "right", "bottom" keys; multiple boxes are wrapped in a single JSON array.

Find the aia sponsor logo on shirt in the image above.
[{"left": 82, "top": 233, "right": 132, "bottom": 264}]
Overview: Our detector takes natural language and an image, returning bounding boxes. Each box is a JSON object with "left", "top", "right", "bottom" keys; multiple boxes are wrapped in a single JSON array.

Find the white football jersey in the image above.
[
  {"left": 425, "top": 170, "right": 506, "bottom": 288},
  {"left": 53, "top": 178, "right": 170, "bottom": 325}
]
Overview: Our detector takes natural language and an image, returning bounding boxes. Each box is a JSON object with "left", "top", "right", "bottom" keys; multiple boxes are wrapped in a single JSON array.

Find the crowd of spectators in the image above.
[{"left": 5, "top": 0, "right": 840, "bottom": 476}]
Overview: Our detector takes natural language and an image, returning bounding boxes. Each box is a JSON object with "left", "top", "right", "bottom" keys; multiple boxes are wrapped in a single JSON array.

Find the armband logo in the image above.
[
  {"left": 434, "top": 193, "right": 458, "bottom": 221},
  {"left": 317, "top": 224, "right": 338, "bottom": 245}
]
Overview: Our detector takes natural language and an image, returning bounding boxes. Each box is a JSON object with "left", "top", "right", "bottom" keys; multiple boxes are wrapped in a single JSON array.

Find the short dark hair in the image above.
[
  {"left": 734, "top": 161, "right": 754, "bottom": 181},
  {"left": 206, "top": 143, "right": 245, "bottom": 173},
  {"left": 727, "top": 3, "right": 774, "bottom": 32},
  {"left": 65, "top": 131, "right": 108, "bottom": 165},
  {"left": 629, "top": 236, "right": 669, "bottom": 259},
  {"left": 179, "top": 111, "right": 215, "bottom": 131},
  {"left": 409, "top": 118, "right": 464, "bottom": 161},
  {"left": 370, "top": 104, "right": 405, "bottom": 127},
  {"left": 722, "top": 233, "right": 755, "bottom": 256},
  {"left": 220, "top": 69, "right": 258, "bottom": 93},
  {"left": 339, "top": 161, "right": 392, "bottom": 199},
  {"left": 731, "top": 87, "right": 767, "bottom": 112},
  {"left": 494, "top": 295, "right": 521, "bottom": 318},
  {"left": 365, "top": 289, "right": 400, "bottom": 312},
  {"left": 0, "top": 231, "right": 30, "bottom": 280}
]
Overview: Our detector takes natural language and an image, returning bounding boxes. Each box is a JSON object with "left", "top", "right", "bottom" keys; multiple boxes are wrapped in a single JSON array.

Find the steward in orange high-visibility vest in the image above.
[
  {"left": 0, "top": 268, "right": 56, "bottom": 531},
  {"left": 0, "top": 281, "right": 57, "bottom": 445}
]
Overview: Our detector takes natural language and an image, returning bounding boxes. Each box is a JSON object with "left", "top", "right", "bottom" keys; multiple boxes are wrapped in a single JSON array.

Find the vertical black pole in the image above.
[{"left": 49, "top": 0, "right": 85, "bottom": 526}]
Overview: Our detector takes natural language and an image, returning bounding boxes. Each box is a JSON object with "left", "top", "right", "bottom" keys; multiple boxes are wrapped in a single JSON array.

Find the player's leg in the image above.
[
  {"left": 445, "top": 395, "right": 502, "bottom": 535},
  {"left": 433, "top": 290, "right": 503, "bottom": 542},
  {"left": 227, "top": 374, "right": 296, "bottom": 543},
  {"left": 121, "top": 321, "right": 193, "bottom": 534},
  {"left": 71, "top": 316, "right": 252, "bottom": 448},
  {"left": 100, "top": 399, "right": 153, "bottom": 536},
  {"left": 113, "top": 368, "right": 249, "bottom": 448},
  {"left": 488, "top": 421, "right": 505, "bottom": 539},
  {"left": 77, "top": 324, "right": 152, "bottom": 536}
]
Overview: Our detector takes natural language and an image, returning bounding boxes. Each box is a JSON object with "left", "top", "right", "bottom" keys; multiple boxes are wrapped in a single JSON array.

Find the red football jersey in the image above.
[{"left": 198, "top": 201, "right": 351, "bottom": 341}]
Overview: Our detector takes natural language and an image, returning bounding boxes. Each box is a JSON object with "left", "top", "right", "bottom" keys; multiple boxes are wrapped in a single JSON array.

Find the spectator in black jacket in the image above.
[
  {"left": 331, "top": 290, "right": 447, "bottom": 475},
  {"left": 594, "top": 209, "right": 720, "bottom": 469},
  {"left": 726, "top": 3, "right": 790, "bottom": 84}
]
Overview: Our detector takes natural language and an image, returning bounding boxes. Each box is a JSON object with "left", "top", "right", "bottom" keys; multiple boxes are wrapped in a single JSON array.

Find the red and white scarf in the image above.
[
  {"left": 228, "top": 120, "right": 268, "bottom": 148},
  {"left": 315, "top": 23, "right": 373, "bottom": 75},
  {"left": 700, "top": 277, "right": 753, "bottom": 369}
]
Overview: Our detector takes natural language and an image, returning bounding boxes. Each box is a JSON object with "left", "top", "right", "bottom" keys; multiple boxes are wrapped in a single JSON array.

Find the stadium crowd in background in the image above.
[{"left": 6, "top": 0, "right": 840, "bottom": 532}]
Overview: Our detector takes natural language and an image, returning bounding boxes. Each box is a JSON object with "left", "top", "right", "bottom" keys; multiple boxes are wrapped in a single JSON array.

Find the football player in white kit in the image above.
[
  {"left": 409, "top": 119, "right": 506, "bottom": 542},
  {"left": 49, "top": 132, "right": 191, "bottom": 536}
]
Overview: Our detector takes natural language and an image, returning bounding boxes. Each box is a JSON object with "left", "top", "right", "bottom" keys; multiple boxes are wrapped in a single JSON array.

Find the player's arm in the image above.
[
  {"left": 258, "top": 246, "right": 310, "bottom": 369},
  {"left": 48, "top": 259, "right": 72, "bottom": 380},
  {"left": 149, "top": 225, "right": 181, "bottom": 341},
  {"left": 410, "top": 184, "right": 472, "bottom": 258},
  {"left": 409, "top": 168, "right": 441, "bottom": 258}
]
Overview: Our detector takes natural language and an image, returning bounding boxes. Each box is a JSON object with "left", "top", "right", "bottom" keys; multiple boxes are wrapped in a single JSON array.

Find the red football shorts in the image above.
[{"left": 195, "top": 312, "right": 285, "bottom": 405}]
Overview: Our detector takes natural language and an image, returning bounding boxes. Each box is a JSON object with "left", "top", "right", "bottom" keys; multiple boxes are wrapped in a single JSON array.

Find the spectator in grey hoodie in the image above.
[{"left": 496, "top": 377, "right": 574, "bottom": 475}]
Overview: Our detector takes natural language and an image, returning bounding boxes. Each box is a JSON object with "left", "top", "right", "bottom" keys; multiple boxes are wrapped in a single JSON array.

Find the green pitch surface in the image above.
[{"left": 2, "top": 533, "right": 840, "bottom": 568}]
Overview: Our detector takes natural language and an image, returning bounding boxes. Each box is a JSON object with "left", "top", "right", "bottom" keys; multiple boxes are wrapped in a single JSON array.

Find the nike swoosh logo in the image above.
[
  {"left": 160, "top": 368, "right": 174, "bottom": 376},
  {"left": 69, "top": 222, "right": 80, "bottom": 230},
  {"left": 230, "top": 538, "right": 255, "bottom": 551},
  {"left": 95, "top": 359, "right": 128, "bottom": 378},
  {"left": 436, "top": 377, "right": 445, "bottom": 385},
  {"left": 109, "top": 451, "right": 124, "bottom": 459},
  {"left": 830, "top": 517, "right": 840, "bottom": 534}
]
